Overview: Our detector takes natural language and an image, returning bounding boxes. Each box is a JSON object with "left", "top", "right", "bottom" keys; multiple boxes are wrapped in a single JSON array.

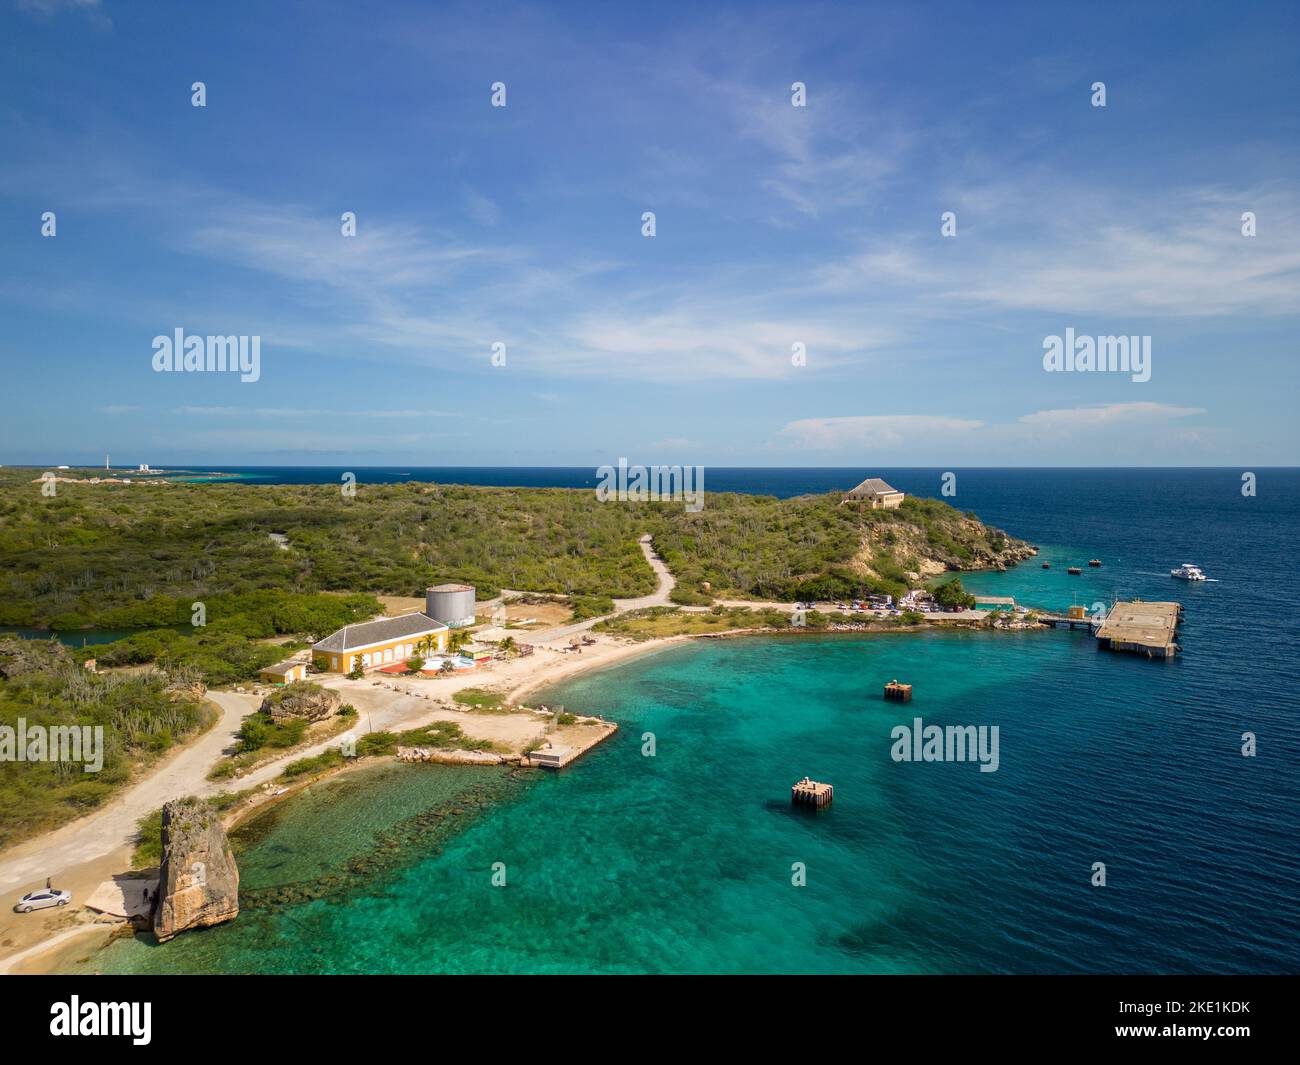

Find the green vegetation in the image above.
[
  {"left": 594, "top": 605, "right": 797, "bottom": 640},
  {"left": 593, "top": 604, "right": 976, "bottom": 640},
  {"left": 452, "top": 688, "right": 507, "bottom": 712},
  {"left": 236, "top": 713, "right": 309, "bottom": 755},
  {"left": 0, "top": 471, "right": 1028, "bottom": 683},
  {"left": 932, "top": 577, "right": 977, "bottom": 610},
  {"left": 279, "top": 720, "right": 495, "bottom": 779},
  {"left": 668, "top": 585, "right": 713, "bottom": 606},
  {"left": 211, "top": 684, "right": 347, "bottom": 778},
  {"left": 0, "top": 638, "right": 210, "bottom": 847},
  {"left": 651, "top": 493, "right": 1025, "bottom": 602},
  {"left": 569, "top": 594, "right": 615, "bottom": 620},
  {"left": 131, "top": 808, "right": 164, "bottom": 869},
  {"left": 281, "top": 749, "right": 346, "bottom": 778}
]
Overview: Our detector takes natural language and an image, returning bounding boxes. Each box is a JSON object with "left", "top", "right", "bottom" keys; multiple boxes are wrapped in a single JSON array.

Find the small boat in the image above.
[
  {"left": 1067, "top": 566, "right": 1082, "bottom": 575},
  {"left": 1041, "top": 562, "right": 1051, "bottom": 569},
  {"left": 1171, "top": 563, "right": 1207, "bottom": 581},
  {"left": 1088, "top": 559, "right": 1102, "bottom": 567}
]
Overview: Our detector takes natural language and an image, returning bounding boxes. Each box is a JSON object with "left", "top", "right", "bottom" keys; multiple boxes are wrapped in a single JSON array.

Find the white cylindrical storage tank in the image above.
[{"left": 426, "top": 584, "right": 476, "bottom": 627}]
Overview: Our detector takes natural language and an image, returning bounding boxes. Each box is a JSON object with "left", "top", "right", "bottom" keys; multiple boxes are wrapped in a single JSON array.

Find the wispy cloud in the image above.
[
  {"left": 1015, "top": 402, "right": 1205, "bottom": 431},
  {"left": 781, "top": 403, "right": 1205, "bottom": 450},
  {"left": 173, "top": 407, "right": 459, "bottom": 419},
  {"left": 780, "top": 415, "right": 987, "bottom": 449},
  {"left": 16, "top": 0, "right": 109, "bottom": 27},
  {"left": 818, "top": 185, "right": 1300, "bottom": 317}
]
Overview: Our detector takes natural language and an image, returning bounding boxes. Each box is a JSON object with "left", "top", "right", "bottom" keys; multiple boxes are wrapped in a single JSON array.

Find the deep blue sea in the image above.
[{"left": 69, "top": 468, "right": 1300, "bottom": 974}]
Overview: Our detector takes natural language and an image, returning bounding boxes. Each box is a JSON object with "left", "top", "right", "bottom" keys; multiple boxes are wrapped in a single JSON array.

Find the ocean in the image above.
[{"left": 66, "top": 468, "right": 1300, "bottom": 974}]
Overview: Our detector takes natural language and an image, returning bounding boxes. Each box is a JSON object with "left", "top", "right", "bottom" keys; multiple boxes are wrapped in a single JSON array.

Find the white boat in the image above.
[{"left": 1170, "top": 563, "right": 1207, "bottom": 581}]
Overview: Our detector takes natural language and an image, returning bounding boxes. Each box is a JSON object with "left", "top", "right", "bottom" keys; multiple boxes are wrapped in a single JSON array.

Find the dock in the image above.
[
  {"left": 791, "top": 777, "right": 833, "bottom": 808},
  {"left": 522, "top": 718, "right": 618, "bottom": 769},
  {"left": 1039, "top": 607, "right": 1099, "bottom": 632},
  {"left": 883, "top": 679, "right": 913, "bottom": 702},
  {"left": 1094, "top": 600, "right": 1182, "bottom": 658}
]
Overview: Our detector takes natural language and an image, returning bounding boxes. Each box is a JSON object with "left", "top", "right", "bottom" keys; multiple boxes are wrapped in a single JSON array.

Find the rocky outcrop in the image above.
[
  {"left": 852, "top": 512, "right": 1036, "bottom": 582},
  {"left": 153, "top": 798, "right": 239, "bottom": 942},
  {"left": 260, "top": 680, "right": 339, "bottom": 722},
  {"left": 0, "top": 636, "right": 70, "bottom": 678}
]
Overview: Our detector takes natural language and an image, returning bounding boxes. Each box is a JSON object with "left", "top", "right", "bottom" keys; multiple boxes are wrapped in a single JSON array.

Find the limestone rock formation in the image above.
[
  {"left": 260, "top": 680, "right": 340, "bottom": 722},
  {"left": 153, "top": 798, "right": 239, "bottom": 942}
]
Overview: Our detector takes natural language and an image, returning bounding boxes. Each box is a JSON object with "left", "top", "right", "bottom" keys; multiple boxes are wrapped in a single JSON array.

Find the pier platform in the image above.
[
  {"left": 522, "top": 718, "right": 618, "bottom": 769},
  {"left": 1094, "top": 600, "right": 1182, "bottom": 658}
]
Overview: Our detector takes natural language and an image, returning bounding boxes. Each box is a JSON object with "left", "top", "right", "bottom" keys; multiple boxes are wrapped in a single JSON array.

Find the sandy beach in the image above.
[
  {"left": 0, "top": 526, "right": 1018, "bottom": 977},
  {"left": 0, "top": 552, "right": 691, "bottom": 979}
]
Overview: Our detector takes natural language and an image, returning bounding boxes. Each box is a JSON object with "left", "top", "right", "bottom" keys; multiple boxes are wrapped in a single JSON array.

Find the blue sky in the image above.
[{"left": 1, "top": 0, "right": 1297, "bottom": 467}]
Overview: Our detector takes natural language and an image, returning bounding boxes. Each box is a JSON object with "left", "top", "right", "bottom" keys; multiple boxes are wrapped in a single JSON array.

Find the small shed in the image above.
[{"left": 259, "top": 661, "right": 307, "bottom": 685}]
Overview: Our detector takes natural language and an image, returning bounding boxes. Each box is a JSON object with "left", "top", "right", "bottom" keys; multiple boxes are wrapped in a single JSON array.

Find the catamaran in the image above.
[{"left": 1170, "top": 563, "right": 1207, "bottom": 581}]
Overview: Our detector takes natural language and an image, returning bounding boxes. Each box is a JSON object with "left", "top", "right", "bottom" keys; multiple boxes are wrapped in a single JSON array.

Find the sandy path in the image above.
[
  {"left": 0, "top": 690, "right": 255, "bottom": 902},
  {"left": 0, "top": 532, "right": 690, "bottom": 969},
  {"left": 538, "top": 535, "right": 676, "bottom": 642}
]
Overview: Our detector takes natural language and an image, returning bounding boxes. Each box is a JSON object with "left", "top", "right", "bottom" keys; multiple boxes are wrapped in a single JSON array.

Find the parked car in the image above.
[{"left": 13, "top": 888, "right": 71, "bottom": 913}]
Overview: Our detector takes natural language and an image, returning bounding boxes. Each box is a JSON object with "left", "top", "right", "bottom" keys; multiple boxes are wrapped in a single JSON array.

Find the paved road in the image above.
[{"left": 0, "top": 689, "right": 256, "bottom": 900}]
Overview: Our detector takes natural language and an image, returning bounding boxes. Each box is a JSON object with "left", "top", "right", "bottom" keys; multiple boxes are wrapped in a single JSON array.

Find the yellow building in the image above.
[
  {"left": 312, "top": 612, "right": 449, "bottom": 674},
  {"left": 841, "top": 476, "right": 905, "bottom": 508},
  {"left": 259, "top": 661, "right": 308, "bottom": 685}
]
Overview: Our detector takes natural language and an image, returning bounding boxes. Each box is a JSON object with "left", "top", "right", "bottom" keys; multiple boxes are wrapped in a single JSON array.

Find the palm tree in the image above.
[
  {"left": 448, "top": 629, "right": 471, "bottom": 655},
  {"left": 499, "top": 636, "right": 517, "bottom": 656}
]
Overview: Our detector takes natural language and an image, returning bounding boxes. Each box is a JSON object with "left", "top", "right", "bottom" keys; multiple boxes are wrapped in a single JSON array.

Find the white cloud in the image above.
[
  {"left": 780, "top": 403, "right": 1205, "bottom": 451},
  {"left": 780, "top": 415, "right": 986, "bottom": 449},
  {"left": 818, "top": 185, "right": 1300, "bottom": 318},
  {"left": 550, "top": 311, "right": 888, "bottom": 381},
  {"left": 1015, "top": 402, "right": 1205, "bottom": 431}
]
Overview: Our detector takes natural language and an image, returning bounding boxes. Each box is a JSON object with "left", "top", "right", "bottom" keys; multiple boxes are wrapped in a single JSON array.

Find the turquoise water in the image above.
[
  {"left": 73, "top": 628, "right": 1298, "bottom": 974},
  {"left": 67, "top": 469, "right": 1300, "bottom": 974}
]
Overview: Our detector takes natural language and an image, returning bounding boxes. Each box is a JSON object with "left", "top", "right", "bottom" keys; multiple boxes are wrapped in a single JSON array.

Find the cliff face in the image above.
[
  {"left": 853, "top": 510, "right": 1035, "bottom": 584},
  {"left": 153, "top": 798, "right": 239, "bottom": 942}
]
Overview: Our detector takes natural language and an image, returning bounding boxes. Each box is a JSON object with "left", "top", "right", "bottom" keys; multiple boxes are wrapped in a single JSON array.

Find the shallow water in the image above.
[{"left": 71, "top": 469, "right": 1300, "bottom": 974}]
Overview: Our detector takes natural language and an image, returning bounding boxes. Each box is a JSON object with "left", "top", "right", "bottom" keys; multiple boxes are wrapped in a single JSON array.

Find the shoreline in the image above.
[{"left": 2, "top": 609, "right": 1049, "bottom": 977}]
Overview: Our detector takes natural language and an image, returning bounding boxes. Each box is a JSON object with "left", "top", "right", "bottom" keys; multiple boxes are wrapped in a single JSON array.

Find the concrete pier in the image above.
[{"left": 1094, "top": 600, "right": 1182, "bottom": 658}]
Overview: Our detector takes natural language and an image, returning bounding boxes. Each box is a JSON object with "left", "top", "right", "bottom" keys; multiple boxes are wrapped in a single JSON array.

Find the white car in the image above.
[{"left": 13, "top": 888, "right": 71, "bottom": 913}]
